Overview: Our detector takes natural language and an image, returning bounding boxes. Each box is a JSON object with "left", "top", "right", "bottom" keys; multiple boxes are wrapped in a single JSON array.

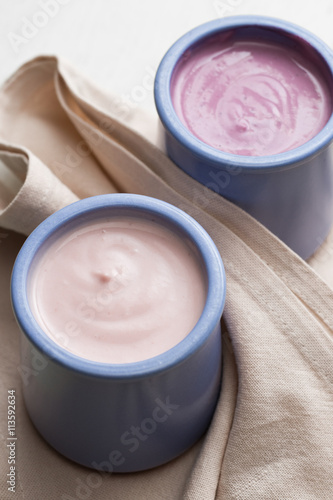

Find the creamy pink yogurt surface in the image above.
[
  {"left": 29, "top": 217, "right": 206, "bottom": 364},
  {"left": 171, "top": 36, "right": 332, "bottom": 156}
]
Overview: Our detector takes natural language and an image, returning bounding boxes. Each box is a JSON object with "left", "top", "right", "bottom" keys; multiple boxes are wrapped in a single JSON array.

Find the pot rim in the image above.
[
  {"left": 11, "top": 193, "right": 226, "bottom": 380},
  {"left": 154, "top": 15, "right": 333, "bottom": 172}
]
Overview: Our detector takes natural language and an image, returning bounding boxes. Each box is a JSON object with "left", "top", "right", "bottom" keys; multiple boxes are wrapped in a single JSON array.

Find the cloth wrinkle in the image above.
[{"left": 0, "top": 56, "right": 332, "bottom": 500}]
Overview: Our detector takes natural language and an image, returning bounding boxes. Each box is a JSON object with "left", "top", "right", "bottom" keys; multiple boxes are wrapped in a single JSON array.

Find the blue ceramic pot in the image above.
[
  {"left": 154, "top": 16, "right": 333, "bottom": 259},
  {"left": 11, "top": 194, "right": 226, "bottom": 472}
]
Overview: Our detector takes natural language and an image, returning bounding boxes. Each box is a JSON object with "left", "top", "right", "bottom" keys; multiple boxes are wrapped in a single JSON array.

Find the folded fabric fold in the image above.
[
  {"left": 0, "top": 56, "right": 333, "bottom": 500},
  {"left": 0, "top": 144, "right": 78, "bottom": 235}
]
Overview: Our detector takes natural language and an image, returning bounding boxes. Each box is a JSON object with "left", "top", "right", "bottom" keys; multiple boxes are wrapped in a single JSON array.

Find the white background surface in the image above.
[{"left": 1, "top": 0, "right": 333, "bottom": 117}]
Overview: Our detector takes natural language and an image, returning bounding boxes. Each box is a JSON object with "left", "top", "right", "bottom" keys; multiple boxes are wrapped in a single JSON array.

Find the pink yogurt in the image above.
[
  {"left": 29, "top": 217, "right": 206, "bottom": 364},
  {"left": 171, "top": 37, "right": 332, "bottom": 156}
]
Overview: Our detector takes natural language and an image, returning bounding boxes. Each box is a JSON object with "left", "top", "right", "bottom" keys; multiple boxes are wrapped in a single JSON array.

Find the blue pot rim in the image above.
[
  {"left": 154, "top": 15, "right": 333, "bottom": 171},
  {"left": 11, "top": 194, "right": 226, "bottom": 380}
]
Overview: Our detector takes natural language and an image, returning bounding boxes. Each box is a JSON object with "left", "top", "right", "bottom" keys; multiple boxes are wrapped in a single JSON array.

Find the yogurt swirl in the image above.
[
  {"left": 30, "top": 217, "right": 206, "bottom": 363},
  {"left": 171, "top": 38, "right": 332, "bottom": 156}
]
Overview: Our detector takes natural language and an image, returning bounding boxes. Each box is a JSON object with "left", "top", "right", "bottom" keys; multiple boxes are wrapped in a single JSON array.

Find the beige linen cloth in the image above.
[{"left": 1, "top": 56, "right": 333, "bottom": 500}]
